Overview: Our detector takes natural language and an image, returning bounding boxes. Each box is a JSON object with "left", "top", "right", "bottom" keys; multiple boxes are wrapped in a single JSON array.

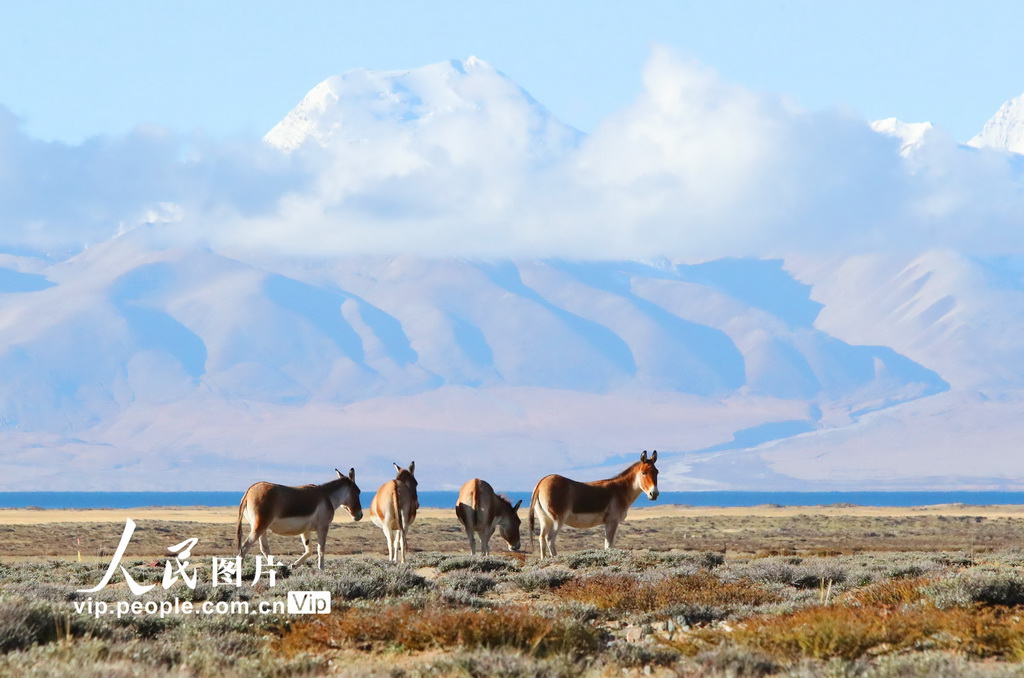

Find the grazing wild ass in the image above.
[
  {"left": 237, "top": 468, "right": 362, "bottom": 570},
  {"left": 370, "top": 462, "right": 419, "bottom": 563},
  {"left": 455, "top": 478, "right": 523, "bottom": 555},
  {"left": 529, "top": 450, "right": 659, "bottom": 558}
]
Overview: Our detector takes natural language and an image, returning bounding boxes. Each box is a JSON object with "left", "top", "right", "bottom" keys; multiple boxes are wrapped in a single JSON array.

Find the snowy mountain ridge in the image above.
[
  {"left": 0, "top": 230, "right": 955, "bottom": 491},
  {"left": 968, "top": 92, "right": 1024, "bottom": 154},
  {"left": 3, "top": 58, "right": 1024, "bottom": 492},
  {"left": 871, "top": 117, "right": 934, "bottom": 155},
  {"left": 263, "top": 56, "right": 579, "bottom": 157}
]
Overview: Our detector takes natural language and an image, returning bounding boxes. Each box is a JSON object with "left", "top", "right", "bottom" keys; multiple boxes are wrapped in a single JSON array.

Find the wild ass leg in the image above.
[
  {"left": 604, "top": 520, "right": 619, "bottom": 550},
  {"left": 458, "top": 505, "right": 477, "bottom": 554},
  {"left": 292, "top": 533, "right": 314, "bottom": 568},
  {"left": 481, "top": 525, "right": 495, "bottom": 556},
  {"left": 539, "top": 523, "right": 559, "bottom": 558},
  {"left": 315, "top": 523, "right": 329, "bottom": 570},
  {"left": 536, "top": 515, "right": 550, "bottom": 558},
  {"left": 536, "top": 509, "right": 560, "bottom": 558},
  {"left": 536, "top": 525, "right": 547, "bottom": 558},
  {"left": 239, "top": 526, "right": 264, "bottom": 559},
  {"left": 398, "top": 527, "right": 408, "bottom": 564},
  {"left": 382, "top": 525, "right": 396, "bottom": 561},
  {"left": 258, "top": 534, "right": 271, "bottom": 558}
]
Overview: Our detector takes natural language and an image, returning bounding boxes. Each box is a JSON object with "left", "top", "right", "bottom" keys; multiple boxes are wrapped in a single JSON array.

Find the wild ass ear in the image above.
[
  {"left": 335, "top": 468, "right": 343, "bottom": 479},
  {"left": 349, "top": 467, "right": 356, "bottom": 481},
  {"left": 650, "top": 450, "right": 658, "bottom": 464},
  {"left": 513, "top": 499, "right": 522, "bottom": 511},
  {"left": 393, "top": 462, "right": 401, "bottom": 474},
  {"left": 408, "top": 461, "right": 415, "bottom": 475},
  {"left": 640, "top": 450, "right": 648, "bottom": 462}
]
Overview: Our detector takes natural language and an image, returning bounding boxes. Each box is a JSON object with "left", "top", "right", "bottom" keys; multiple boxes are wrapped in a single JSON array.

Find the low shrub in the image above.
[
  {"left": 925, "top": 567, "right": 1024, "bottom": 609},
  {"left": 605, "top": 640, "right": 680, "bottom": 669},
  {"left": 279, "top": 603, "right": 601, "bottom": 658},
  {"left": 674, "top": 604, "right": 1024, "bottom": 662},
  {"left": 426, "top": 647, "right": 586, "bottom": 678},
  {"left": 0, "top": 598, "right": 58, "bottom": 652},
  {"left": 511, "top": 568, "right": 575, "bottom": 592},
  {"left": 741, "top": 558, "right": 848, "bottom": 590},
  {"left": 865, "top": 650, "right": 1024, "bottom": 678},
  {"left": 288, "top": 558, "right": 428, "bottom": 600},
  {"left": 959, "top": 569, "right": 1024, "bottom": 606},
  {"left": 629, "top": 550, "right": 725, "bottom": 572},
  {"left": 692, "top": 646, "right": 778, "bottom": 677},
  {"left": 556, "top": 572, "right": 779, "bottom": 614},
  {"left": 560, "top": 549, "right": 628, "bottom": 570},
  {"left": 434, "top": 555, "right": 519, "bottom": 574},
  {"left": 847, "top": 577, "right": 932, "bottom": 608},
  {"left": 439, "top": 572, "right": 497, "bottom": 597}
]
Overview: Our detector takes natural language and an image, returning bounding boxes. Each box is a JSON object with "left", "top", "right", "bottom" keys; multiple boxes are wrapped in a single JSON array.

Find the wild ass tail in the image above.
[
  {"left": 235, "top": 494, "right": 246, "bottom": 555},
  {"left": 394, "top": 480, "right": 406, "bottom": 534},
  {"left": 528, "top": 482, "right": 540, "bottom": 553}
]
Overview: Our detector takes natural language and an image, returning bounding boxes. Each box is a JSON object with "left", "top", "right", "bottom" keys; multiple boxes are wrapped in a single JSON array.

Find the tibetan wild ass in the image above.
[
  {"left": 529, "top": 450, "right": 659, "bottom": 558},
  {"left": 370, "top": 462, "right": 419, "bottom": 563},
  {"left": 237, "top": 468, "right": 362, "bottom": 569},
  {"left": 455, "top": 478, "right": 523, "bottom": 555}
]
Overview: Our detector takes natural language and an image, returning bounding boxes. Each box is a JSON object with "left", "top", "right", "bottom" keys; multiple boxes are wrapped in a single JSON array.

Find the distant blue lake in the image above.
[{"left": 1, "top": 491, "right": 1022, "bottom": 510}]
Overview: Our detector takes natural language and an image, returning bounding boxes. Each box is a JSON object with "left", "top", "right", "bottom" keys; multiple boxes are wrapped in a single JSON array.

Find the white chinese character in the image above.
[
  {"left": 162, "top": 537, "right": 200, "bottom": 590},
  {"left": 212, "top": 556, "right": 243, "bottom": 587},
  {"left": 253, "top": 555, "right": 283, "bottom": 587},
  {"left": 77, "top": 518, "right": 156, "bottom": 596}
]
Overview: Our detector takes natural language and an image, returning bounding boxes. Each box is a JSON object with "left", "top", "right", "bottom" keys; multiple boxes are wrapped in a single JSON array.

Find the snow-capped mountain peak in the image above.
[
  {"left": 263, "top": 56, "right": 577, "bottom": 153},
  {"left": 871, "top": 117, "right": 933, "bottom": 155},
  {"left": 967, "top": 91, "right": 1024, "bottom": 154}
]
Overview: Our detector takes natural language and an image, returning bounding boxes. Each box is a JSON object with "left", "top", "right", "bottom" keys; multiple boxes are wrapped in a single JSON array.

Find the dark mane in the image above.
[
  {"left": 319, "top": 476, "right": 353, "bottom": 491},
  {"left": 612, "top": 461, "right": 644, "bottom": 479}
]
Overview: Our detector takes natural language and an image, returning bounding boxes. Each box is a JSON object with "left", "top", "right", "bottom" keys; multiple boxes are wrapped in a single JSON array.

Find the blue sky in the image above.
[{"left": 2, "top": 1, "right": 1024, "bottom": 144}]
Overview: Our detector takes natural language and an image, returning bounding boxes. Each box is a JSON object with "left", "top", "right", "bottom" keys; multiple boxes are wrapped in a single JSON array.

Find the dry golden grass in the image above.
[
  {"left": 556, "top": 571, "right": 780, "bottom": 612},
  {"left": 8, "top": 503, "right": 1024, "bottom": 526},
  {"left": 845, "top": 576, "right": 934, "bottom": 607},
  {"left": 4, "top": 503, "right": 1024, "bottom": 557},
  {"left": 5, "top": 504, "right": 1024, "bottom": 675},
  {"left": 278, "top": 603, "right": 600, "bottom": 657},
  {"left": 672, "top": 604, "right": 1024, "bottom": 662},
  {"left": 7, "top": 541, "right": 1024, "bottom": 675}
]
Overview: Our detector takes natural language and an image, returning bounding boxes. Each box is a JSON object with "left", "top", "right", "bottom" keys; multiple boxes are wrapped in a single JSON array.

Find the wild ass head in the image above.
[
  {"left": 334, "top": 467, "right": 363, "bottom": 521},
  {"left": 392, "top": 461, "right": 417, "bottom": 489},
  {"left": 637, "top": 450, "right": 659, "bottom": 500},
  {"left": 497, "top": 497, "right": 523, "bottom": 551}
]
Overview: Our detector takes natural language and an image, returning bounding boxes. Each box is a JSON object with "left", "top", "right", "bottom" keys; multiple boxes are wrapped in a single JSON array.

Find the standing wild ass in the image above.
[
  {"left": 455, "top": 478, "right": 522, "bottom": 555},
  {"left": 529, "top": 450, "right": 659, "bottom": 558},
  {"left": 237, "top": 468, "right": 362, "bottom": 570},
  {"left": 370, "top": 462, "right": 419, "bottom": 563}
]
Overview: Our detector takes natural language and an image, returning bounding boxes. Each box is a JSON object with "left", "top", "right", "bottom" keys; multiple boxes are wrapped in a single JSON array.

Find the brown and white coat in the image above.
[
  {"left": 369, "top": 462, "right": 419, "bottom": 563},
  {"left": 455, "top": 478, "right": 522, "bottom": 555},
  {"left": 529, "top": 450, "right": 659, "bottom": 558},
  {"left": 236, "top": 468, "right": 362, "bottom": 570}
]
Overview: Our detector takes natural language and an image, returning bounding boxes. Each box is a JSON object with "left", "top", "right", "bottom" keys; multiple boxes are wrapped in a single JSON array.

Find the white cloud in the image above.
[
  {"left": 3, "top": 48, "right": 1024, "bottom": 262},
  {"left": 0, "top": 107, "right": 310, "bottom": 257}
]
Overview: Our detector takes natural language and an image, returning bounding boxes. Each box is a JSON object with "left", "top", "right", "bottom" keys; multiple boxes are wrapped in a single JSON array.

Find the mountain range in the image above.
[{"left": 2, "top": 57, "right": 1024, "bottom": 492}]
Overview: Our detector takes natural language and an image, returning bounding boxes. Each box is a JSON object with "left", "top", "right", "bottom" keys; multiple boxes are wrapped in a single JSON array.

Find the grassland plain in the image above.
[{"left": 2, "top": 505, "right": 1024, "bottom": 676}]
